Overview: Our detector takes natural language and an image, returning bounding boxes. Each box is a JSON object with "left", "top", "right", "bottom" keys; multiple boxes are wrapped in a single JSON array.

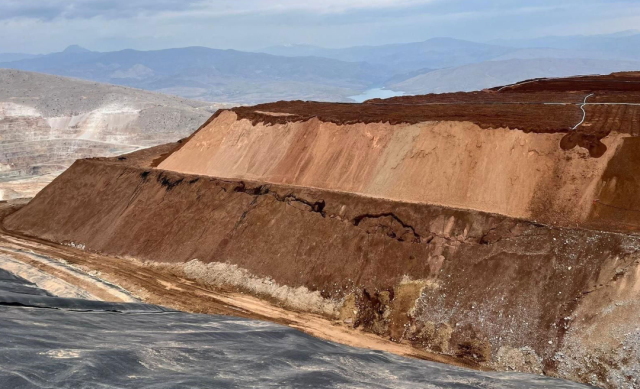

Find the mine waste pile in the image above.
[{"left": 4, "top": 72, "right": 640, "bottom": 388}]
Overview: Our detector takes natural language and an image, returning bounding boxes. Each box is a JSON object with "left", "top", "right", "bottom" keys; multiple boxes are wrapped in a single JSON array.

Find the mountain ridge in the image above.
[{"left": 0, "top": 46, "right": 392, "bottom": 103}]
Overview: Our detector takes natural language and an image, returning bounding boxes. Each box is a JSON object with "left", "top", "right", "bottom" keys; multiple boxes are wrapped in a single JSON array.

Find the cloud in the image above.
[
  {"left": 0, "top": 0, "right": 441, "bottom": 21},
  {"left": 0, "top": 0, "right": 203, "bottom": 21},
  {"left": 239, "top": 0, "right": 439, "bottom": 14}
]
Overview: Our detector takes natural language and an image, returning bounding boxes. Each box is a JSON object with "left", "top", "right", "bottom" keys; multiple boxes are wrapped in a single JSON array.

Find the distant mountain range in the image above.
[
  {"left": 259, "top": 38, "right": 515, "bottom": 73},
  {"left": 0, "top": 46, "right": 390, "bottom": 104},
  {"left": 2, "top": 32, "right": 640, "bottom": 103},
  {"left": 490, "top": 30, "right": 640, "bottom": 60},
  {"left": 387, "top": 58, "right": 640, "bottom": 94},
  {"left": 0, "top": 53, "right": 41, "bottom": 63}
]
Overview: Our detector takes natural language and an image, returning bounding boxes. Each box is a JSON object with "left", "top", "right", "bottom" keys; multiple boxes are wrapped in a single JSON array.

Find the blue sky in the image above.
[{"left": 1, "top": 0, "right": 639, "bottom": 53}]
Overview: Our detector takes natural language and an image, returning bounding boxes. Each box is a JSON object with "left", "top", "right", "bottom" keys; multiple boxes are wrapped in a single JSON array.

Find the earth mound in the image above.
[
  {"left": 158, "top": 72, "right": 640, "bottom": 232},
  {"left": 5, "top": 72, "right": 640, "bottom": 388}
]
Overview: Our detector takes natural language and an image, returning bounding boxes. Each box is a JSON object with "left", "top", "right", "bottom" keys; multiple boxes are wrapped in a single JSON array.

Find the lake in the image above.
[{"left": 349, "top": 88, "right": 404, "bottom": 103}]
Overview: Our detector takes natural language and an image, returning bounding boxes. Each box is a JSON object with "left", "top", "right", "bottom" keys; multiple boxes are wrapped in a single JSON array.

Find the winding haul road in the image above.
[{"left": 572, "top": 93, "right": 595, "bottom": 130}]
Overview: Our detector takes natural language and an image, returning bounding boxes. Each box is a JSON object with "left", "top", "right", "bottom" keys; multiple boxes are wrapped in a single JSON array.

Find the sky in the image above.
[{"left": 1, "top": 0, "right": 640, "bottom": 54}]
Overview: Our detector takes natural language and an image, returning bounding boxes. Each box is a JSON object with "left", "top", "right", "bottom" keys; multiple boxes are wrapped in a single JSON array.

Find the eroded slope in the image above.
[
  {"left": 4, "top": 152, "right": 640, "bottom": 387},
  {"left": 158, "top": 73, "right": 640, "bottom": 231},
  {"left": 6, "top": 73, "right": 640, "bottom": 388}
]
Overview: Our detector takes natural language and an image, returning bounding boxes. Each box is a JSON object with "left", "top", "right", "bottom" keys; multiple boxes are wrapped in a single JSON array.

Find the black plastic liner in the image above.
[
  {"left": 0, "top": 267, "right": 595, "bottom": 389},
  {"left": 0, "top": 267, "right": 170, "bottom": 313}
]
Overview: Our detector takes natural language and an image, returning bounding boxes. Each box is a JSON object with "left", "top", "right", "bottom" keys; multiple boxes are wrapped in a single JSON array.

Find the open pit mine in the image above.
[
  {"left": 0, "top": 69, "right": 221, "bottom": 200},
  {"left": 3, "top": 72, "right": 640, "bottom": 388}
]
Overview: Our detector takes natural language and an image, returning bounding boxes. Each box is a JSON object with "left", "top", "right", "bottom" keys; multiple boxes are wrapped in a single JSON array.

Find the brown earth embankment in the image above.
[
  {"left": 5, "top": 157, "right": 640, "bottom": 388},
  {"left": 158, "top": 111, "right": 640, "bottom": 232},
  {"left": 6, "top": 73, "right": 640, "bottom": 387},
  {"left": 155, "top": 73, "right": 640, "bottom": 232}
]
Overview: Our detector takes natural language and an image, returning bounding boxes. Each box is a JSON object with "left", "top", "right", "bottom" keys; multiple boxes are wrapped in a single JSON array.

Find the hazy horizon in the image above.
[
  {"left": 1, "top": 0, "right": 639, "bottom": 54},
  {"left": 2, "top": 29, "right": 640, "bottom": 56}
]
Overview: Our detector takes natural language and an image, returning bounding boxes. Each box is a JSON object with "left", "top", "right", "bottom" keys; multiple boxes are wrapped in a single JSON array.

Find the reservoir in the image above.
[{"left": 349, "top": 87, "right": 404, "bottom": 102}]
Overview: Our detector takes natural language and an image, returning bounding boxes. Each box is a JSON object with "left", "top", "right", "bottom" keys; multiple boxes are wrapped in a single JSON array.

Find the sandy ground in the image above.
[{"left": 0, "top": 204, "right": 478, "bottom": 371}]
